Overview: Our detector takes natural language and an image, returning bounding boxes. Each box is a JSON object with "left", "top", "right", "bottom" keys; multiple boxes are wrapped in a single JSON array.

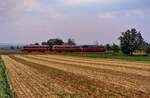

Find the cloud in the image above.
[
  {"left": 98, "top": 8, "right": 150, "bottom": 20},
  {"left": 0, "top": 1, "right": 9, "bottom": 10},
  {"left": 61, "top": 0, "right": 121, "bottom": 6},
  {"left": 12, "top": 0, "right": 47, "bottom": 12},
  {"left": 21, "top": 0, "right": 41, "bottom": 11},
  {"left": 0, "top": 0, "right": 150, "bottom": 44}
]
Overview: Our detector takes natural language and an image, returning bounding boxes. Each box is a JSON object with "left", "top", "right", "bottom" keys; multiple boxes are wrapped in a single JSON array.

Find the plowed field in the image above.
[{"left": 2, "top": 54, "right": 150, "bottom": 98}]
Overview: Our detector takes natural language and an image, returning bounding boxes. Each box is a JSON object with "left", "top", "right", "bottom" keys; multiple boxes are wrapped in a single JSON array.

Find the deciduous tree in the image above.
[
  {"left": 119, "top": 28, "right": 144, "bottom": 55},
  {"left": 47, "top": 38, "right": 64, "bottom": 46}
]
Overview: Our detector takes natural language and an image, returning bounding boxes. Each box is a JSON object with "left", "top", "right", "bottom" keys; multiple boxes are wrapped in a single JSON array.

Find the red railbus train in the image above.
[
  {"left": 79, "top": 45, "right": 106, "bottom": 52},
  {"left": 52, "top": 45, "right": 80, "bottom": 52},
  {"left": 21, "top": 45, "right": 51, "bottom": 52},
  {"left": 21, "top": 45, "right": 106, "bottom": 53}
]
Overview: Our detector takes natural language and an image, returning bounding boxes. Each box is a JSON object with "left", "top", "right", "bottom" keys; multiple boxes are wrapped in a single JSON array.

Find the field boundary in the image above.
[{"left": 0, "top": 56, "right": 15, "bottom": 98}]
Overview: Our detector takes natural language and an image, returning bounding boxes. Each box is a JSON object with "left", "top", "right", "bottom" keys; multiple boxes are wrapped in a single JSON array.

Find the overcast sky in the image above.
[{"left": 0, "top": 0, "right": 150, "bottom": 45}]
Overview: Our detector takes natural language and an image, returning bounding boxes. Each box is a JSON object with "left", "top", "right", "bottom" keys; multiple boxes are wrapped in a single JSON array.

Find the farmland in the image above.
[
  {"left": 1, "top": 54, "right": 150, "bottom": 98},
  {"left": 51, "top": 52, "right": 150, "bottom": 62},
  {"left": 0, "top": 56, "right": 14, "bottom": 98}
]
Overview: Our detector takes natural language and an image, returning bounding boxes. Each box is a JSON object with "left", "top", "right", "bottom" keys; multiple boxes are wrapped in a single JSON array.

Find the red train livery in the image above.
[
  {"left": 52, "top": 45, "right": 80, "bottom": 52},
  {"left": 21, "top": 45, "right": 50, "bottom": 52},
  {"left": 21, "top": 45, "right": 106, "bottom": 52},
  {"left": 79, "top": 45, "right": 106, "bottom": 52}
]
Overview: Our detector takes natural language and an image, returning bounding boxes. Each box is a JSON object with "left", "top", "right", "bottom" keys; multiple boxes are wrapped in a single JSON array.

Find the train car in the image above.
[
  {"left": 21, "top": 45, "right": 51, "bottom": 52},
  {"left": 21, "top": 44, "right": 106, "bottom": 53},
  {"left": 52, "top": 45, "right": 80, "bottom": 52},
  {"left": 79, "top": 45, "right": 106, "bottom": 52}
]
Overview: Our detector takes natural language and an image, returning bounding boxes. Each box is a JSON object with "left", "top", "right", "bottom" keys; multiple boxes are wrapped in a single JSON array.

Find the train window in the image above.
[
  {"left": 80, "top": 45, "right": 102, "bottom": 48},
  {"left": 81, "top": 46, "right": 88, "bottom": 48}
]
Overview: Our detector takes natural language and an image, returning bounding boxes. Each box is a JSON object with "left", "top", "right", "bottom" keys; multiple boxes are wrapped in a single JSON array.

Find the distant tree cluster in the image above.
[
  {"left": 118, "top": 28, "right": 144, "bottom": 55},
  {"left": 118, "top": 28, "right": 150, "bottom": 55},
  {"left": 104, "top": 28, "right": 149, "bottom": 55},
  {"left": 37, "top": 38, "right": 77, "bottom": 47},
  {"left": 47, "top": 38, "right": 64, "bottom": 46},
  {"left": 145, "top": 43, "right": 150, "bottom": 54},
  {"left": 105, "top": 44, "right": 111, "bottom": 51},
  {"left": 31, "top": 28, "right": 150, "bottom": 56},
  {"left": 41, "top": 42, "right": 48, "bottom": 45},
  {"left": 67, "top": 38, "right": 76, "bottom": 45},
  {"left": 112, "top": 44, "right": 120, "bottom": 54},
  {"left": 9, "top": 46, "right": 21, "bottom": 50},
  {"left": 104, "top": 44, "right": 120, "bottom": 54}
]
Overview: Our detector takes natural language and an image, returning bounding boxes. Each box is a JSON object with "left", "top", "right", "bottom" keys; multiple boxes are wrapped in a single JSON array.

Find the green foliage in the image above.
[
  {"left": 119, "top": 28, "right": 144, "bottom": 55},
  {"left": 112, "top": 44, "right": 119, "bottom": 54},
  {"left": 0, "top": 57, "right": 14, "bottom": 98},
  {"left": 67, "top": 38, "right": 76, "bottom": 45},
  {"left": 10, "top": 46, "right": 15, "bottom": 50},
  {"left": 105, "top": 44, "right": 111, "bottom": 51},
  {"left": 53, "top": 52, "right": 150, "bottom": 62},
  {"left": 34, "top": 43, "right": 39, "bottom": 45},
  {"left": 145, "top": 44, "right": 150, "bottom": 54},
  {"left": 41, "top": 42, "right": 48, "bottom": 45},
  {"left": 47, "top": 38, "right": 64, "bottom": 46}
]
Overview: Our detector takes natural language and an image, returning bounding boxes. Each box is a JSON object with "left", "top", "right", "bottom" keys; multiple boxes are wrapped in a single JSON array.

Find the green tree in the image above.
[
  {"left": 138, "top": 41, "right": 148, "bottom": 50},
  {"left": 41, "top": 42, "right": 48, "bottom": 45},
  {"left": 10, "top": 46, "right": 15, "bottom": 50},
  {"left": 47, "top": 38, "right": 64, "bottom": 46},
  {"left": 119, "top": 28, "right": 144, "bottom": 55},
  {"left": 145, "top": 43, "right": 150, "bottom": 54},
  {"left": 34, "top": 43, "right": 39, "bottom": 45},
  {"left": 112, "top": 43, "right": 119, "bottom": 54},
  {"left": 67, "top": 38, "right": 76, "bottom": 45},
  {"left": 105, "top": 44, "right": 111, "bottom": 51}
]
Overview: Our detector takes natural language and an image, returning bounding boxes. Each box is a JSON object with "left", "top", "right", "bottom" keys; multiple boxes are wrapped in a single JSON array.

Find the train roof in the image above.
[
  {"left": 23, "top": 45, "right": 49, "bottom": 48},
  {"left": 53, "top": 45, "right": 78, "bottom": 47},
  {"left": 79, "top": 45, "right": 104, "bottom": 48}
]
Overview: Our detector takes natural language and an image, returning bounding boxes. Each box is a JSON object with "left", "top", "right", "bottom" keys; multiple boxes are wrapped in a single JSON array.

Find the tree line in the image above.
[
  {"left": 106, "top": 28, "right": 150, "bottom": 55},
  {"left": 39, "top": 38, "right": 76, "bottom": 46},
  {"left": 34, "top": 28, "right": 150, "bottom": 55}
]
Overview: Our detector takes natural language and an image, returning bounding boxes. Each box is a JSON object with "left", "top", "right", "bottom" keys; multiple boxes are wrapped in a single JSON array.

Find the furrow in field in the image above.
[
  {"left": 42, "top": 54, "right": 150, "bottom": 69},
  {"left": 25, "top": 55, "right": 150, "bottom": 82},
  {"left": 7, "top": 57, "right": 55, "bottom": 97},
  {"left": 14, "top": 55, "right": 150, "bottom": 97},
  {"left": 24, "top": 55, "right": 150, "bottom": 93},
  {"left": 4, "top": 56, "right": 56, "bottom": 98},
  {"left": 3, "top": 55, "right": 77, "bottom": 98},
  {"left": 10, "top": 55, "right": 124, "bottom": 98},
  {"left": 2, "top": 56, "right": 35, "bottom": 98},
  {"left": 41, "top": 54, "right": 150, "bottom": 71},
  {"left": 7, "top": 56, "right": 83, "bottom": 97},
  {"left": 40, "top": 55, "right": 150, "bottom": 72},
  {"left": 30, "top": 55, "right": 150, "bottom": 76}
]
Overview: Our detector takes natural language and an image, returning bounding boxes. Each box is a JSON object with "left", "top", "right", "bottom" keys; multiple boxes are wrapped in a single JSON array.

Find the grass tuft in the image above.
[{"left": 0, "top": 56, "right": 15, "bottom": 98}]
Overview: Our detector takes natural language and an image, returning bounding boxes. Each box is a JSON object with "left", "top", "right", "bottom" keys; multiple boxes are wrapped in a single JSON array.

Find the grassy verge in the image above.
[
  {"left": 0, "top": 49, "right": 21, "bottom": 55},
  {"left": 0, "top": 56, "right": 14, "bottom": 98},
  {"left": 51, "top": 52, "right": 150, "bottom": 63},
  {"left": 1, "top": 49, "right": 150, "bottom": 62}
]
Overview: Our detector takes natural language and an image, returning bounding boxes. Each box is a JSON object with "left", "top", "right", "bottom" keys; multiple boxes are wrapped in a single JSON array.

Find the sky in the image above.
[{"left": 0, "top": 0, "right": 150, "bottom": 45}]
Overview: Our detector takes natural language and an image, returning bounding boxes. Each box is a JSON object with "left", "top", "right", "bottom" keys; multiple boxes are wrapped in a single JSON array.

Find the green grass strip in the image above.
[
  {"left": 49, "top": 52, "right": 150, "bottom": 63},
  {"left": 0, "top": 56, "right": 15, "bottom": 98}
]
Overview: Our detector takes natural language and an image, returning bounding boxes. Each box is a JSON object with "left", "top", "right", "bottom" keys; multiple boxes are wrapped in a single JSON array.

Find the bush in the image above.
[{"left": 112, "top": 44, "right": 120, "bottom": 54}]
